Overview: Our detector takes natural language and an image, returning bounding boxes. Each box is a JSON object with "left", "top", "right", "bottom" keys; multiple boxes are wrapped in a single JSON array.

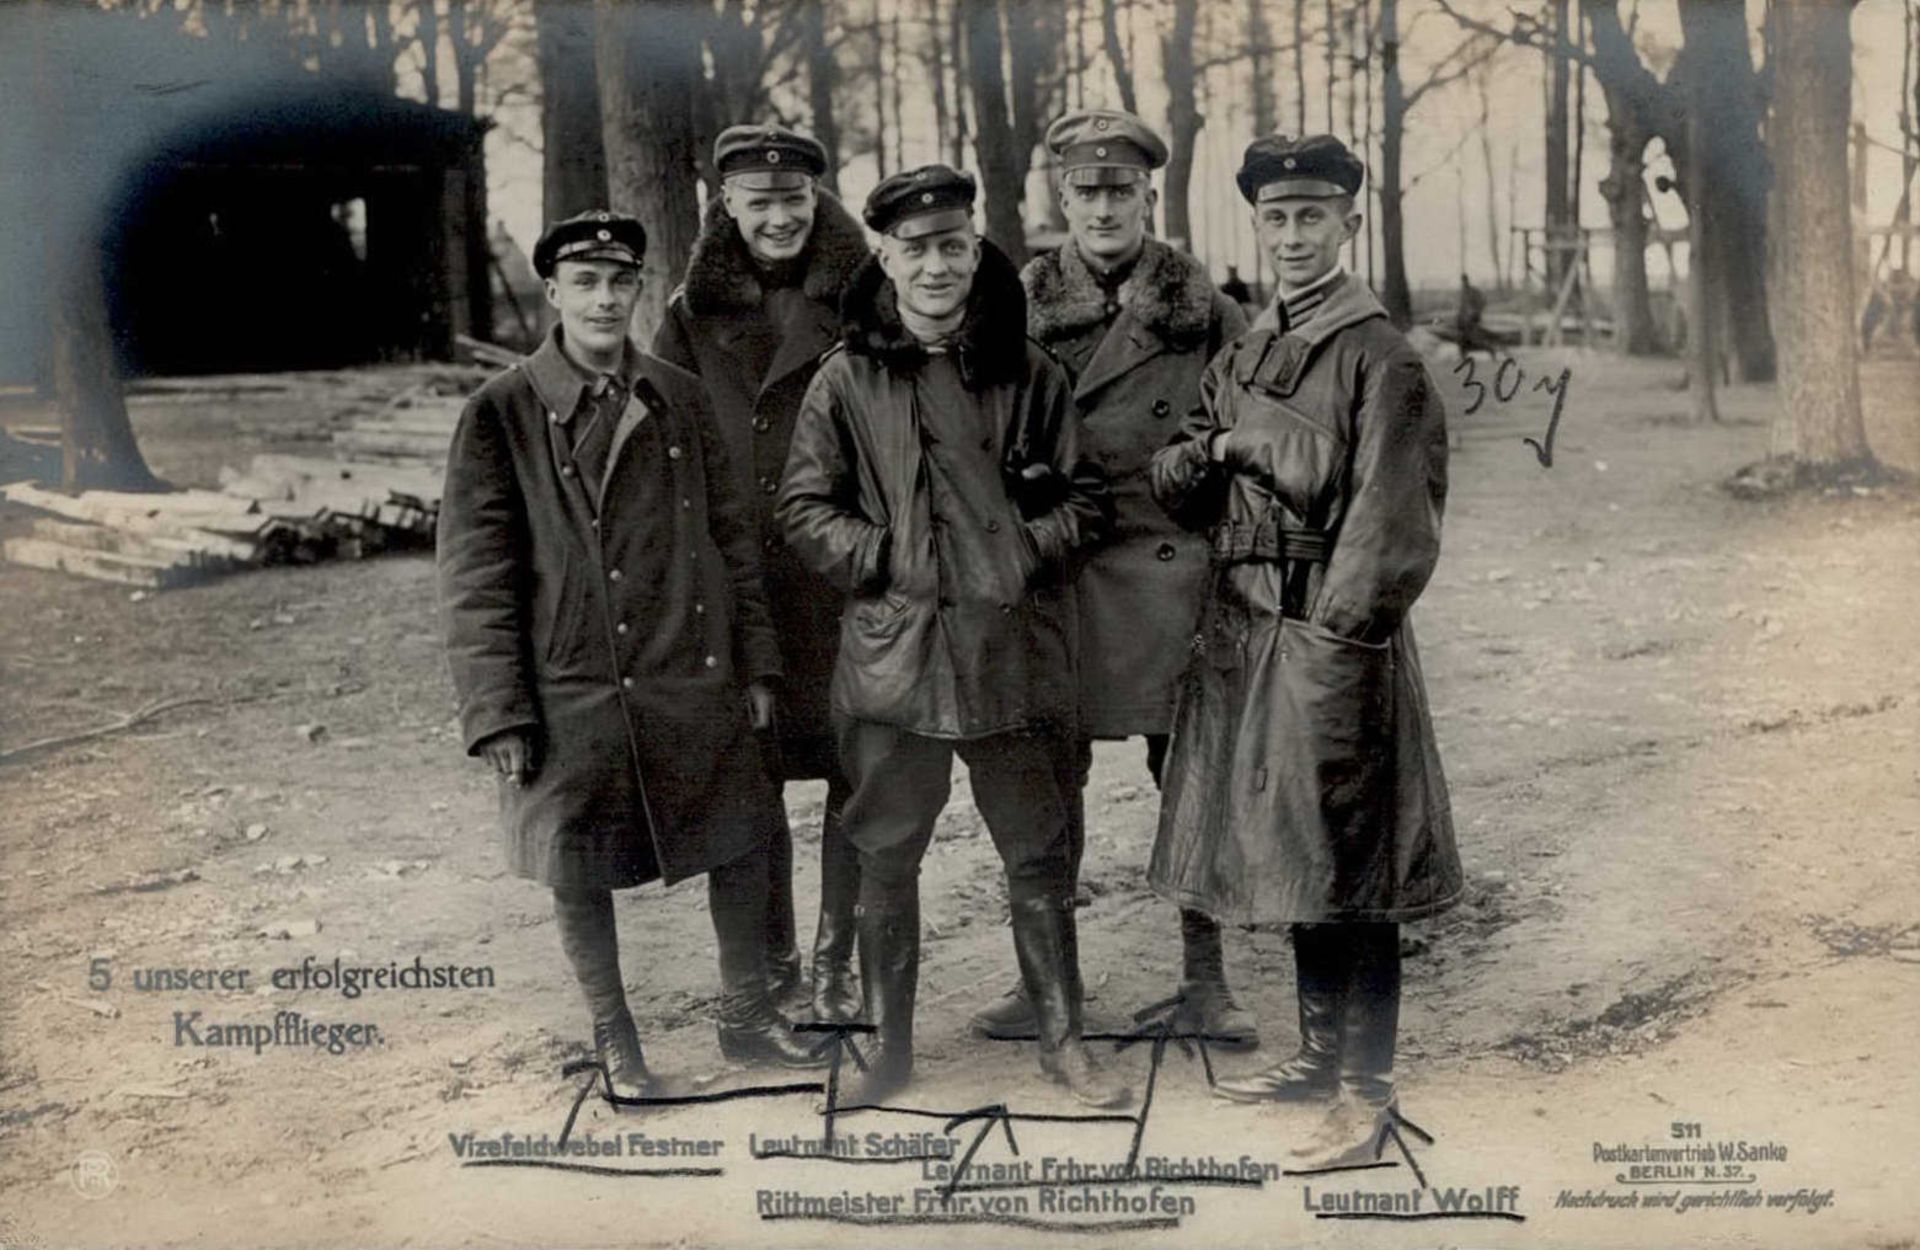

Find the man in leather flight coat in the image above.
[{"left": 777, "top": 166, "right": 1129, "bottom": 1109}]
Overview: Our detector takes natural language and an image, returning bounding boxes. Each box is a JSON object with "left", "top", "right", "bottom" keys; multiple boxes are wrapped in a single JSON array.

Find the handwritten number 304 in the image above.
[{"left": 1451, "top": 357, "right": 1573, "bottom": 468}]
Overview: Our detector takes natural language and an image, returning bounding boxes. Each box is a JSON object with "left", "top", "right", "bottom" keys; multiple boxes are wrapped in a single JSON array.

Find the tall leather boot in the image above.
[
  {"left": 1175, "top": 908, "right": 1259, "bottom": 1049},
  {"left": 1012, "top": 891, "right": 1131, "bottom": 1109},
  {"left": 837, "top": 886, "right": 920, "bottom": 1107},
  {"left": 1212, "top": 922, "right": 1344, "bottom": 1103},
  {"left": 1340, "top": 923, "right": 1402, "bottom": 1114},
  {"left": 553, "top": 887, "right": 658, "bottom": 1099},
  {"left": 808, "top": 793, "right": 862, "bottom": 1024},
  {"left": 763, "top": 819, "right": 804, "bottom": 1007},
  {"left": 709, "top": 851, "right": 829, "bottom": 1069}
]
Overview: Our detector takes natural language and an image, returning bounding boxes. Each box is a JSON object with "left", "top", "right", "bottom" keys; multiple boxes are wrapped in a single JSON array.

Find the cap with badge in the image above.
[
  {"left": 714, "top": 124, "right": 828, "bottom": 191},
  {"left": 864, "top": 165, "right": 978, "bottom": 239},
  {"left": 532, "top": 209, "right": 648, "bottom": 278},
  {"left": 1045, "top": 109, "right": 1168, "bottom": 187},
  {"left": 1235, "top": 134, "right": 1366, "bottom": 205}
]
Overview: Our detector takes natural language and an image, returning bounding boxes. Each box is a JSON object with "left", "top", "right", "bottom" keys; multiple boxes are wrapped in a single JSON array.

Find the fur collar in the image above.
[
  {"left": 1022, "top": 237, "right": 1218, "bottom": 346},
  {"left": 841, "top": 239, "right": 1029, "bottom": 389},
  {"left": 678, "top": 188, "right": 870, "bottom": 318}
]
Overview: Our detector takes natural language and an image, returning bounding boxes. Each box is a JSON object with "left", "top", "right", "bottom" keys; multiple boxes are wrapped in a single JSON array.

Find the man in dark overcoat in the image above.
[
  {"left": 438, "top": 210, "right": 827, "bottom": 1097},
  {"left": 653, "top": 125, "right": 870, "bottom": 1023},
  {"left": 777, "top": 166, "right": 1129, "bottom": 1109},
  {"left": 1148, "top": 136, "right": 1462, "bottom": 1156},
  {"left": 970, "top": 108, "right": 1256, "bottom": 1049}
]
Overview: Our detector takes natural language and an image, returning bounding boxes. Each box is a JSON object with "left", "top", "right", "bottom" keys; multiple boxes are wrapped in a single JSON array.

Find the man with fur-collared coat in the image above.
[
  {"left": 654, "top": 125, "right": 870, "bottom": 1023},
  {"left": 967, "top": 109, "right": 1254, "bottom": 1048}
]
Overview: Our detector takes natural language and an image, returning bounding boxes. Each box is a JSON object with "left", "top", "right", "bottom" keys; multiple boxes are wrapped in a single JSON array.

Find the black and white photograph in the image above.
[{"left": 1, "top": 0, "right": 1916, "bottom": 1245}]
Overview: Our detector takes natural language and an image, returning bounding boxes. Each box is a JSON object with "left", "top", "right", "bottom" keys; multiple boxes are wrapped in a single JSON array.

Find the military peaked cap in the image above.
[
  {"left": 714, "top": 124, "right": 828, "bottom": 191},
  {"left": 865, "top": 165, "right": 978, "bottom": 239},
  {"left": 1236, "top": 134, "right": 1366, "bottom": 204},
  {"left": 533, "top": 209, "right": 647, "bottom": 278},
  {"left": 1045, "top": 109, "right": 1168, "bottom": 187}
]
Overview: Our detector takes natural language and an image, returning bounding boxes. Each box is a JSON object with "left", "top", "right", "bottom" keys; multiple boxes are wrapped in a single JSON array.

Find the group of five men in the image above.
[{"left": 438, "top": 108, "right": 1460, "bottom": 1153}]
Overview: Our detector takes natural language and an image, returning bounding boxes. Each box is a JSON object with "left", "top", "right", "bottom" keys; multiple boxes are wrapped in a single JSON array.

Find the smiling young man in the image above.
[
  {"left": 654, "top": 125, "right": 871, "bottom": 1025},
  {"left": 1147, "top": 136, "right": 1462, "bottom": 1160},
  {"left": 437, "top": 210, "right": 827, "bottom": 1100},
  {"left": 776, "top": 166, "right": 1127, "bottom": 1109},
  {"left": 971, "top": 109, "right": 1253, "bottom": 1049}
]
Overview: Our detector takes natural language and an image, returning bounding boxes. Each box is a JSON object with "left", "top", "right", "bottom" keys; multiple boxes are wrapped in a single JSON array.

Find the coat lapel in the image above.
[
  {"left": 1071, "top": 306, "right": 1167, "bottom": 402},
  {"left": 758, "top": 303, "right": 837, "bottom": 400}
]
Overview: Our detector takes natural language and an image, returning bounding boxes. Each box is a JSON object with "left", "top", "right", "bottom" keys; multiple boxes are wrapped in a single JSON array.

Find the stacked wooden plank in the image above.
[
  {"left": 0, "top": 483, "right": 288, "bottom": 589},
  {"left": 215, "top": 453, "right": 446, "bottom": 557}
]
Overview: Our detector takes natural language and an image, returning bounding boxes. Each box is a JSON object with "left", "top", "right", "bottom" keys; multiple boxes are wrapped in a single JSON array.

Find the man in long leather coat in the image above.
[
  {"left": 1148, "top": 137, "right": 1462, "bottom": 1155},
  {"left": 777, "top": 166, "right": 1128, "bottom": 1109},
  {"left": 971, "top": 109, "right": 1256, "bottom": 1049},
  {"left": 653, "top": 125, "right": 869, "bottom": 1024},
  {"left": 438, "top": 211, "right": 827, "bottom": 1098}
]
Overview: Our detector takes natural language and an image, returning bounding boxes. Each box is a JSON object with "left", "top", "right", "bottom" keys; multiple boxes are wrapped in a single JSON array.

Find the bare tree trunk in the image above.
[
  {"left": 1377, "top": 0, "right": 1410, "bottom": 324},
  {"left": 537, "top": 0, "right": 609, "bottom": 222},
  {"left": 1597, "top": 95, "right": 1658, "bottom": 352},
  {"left": 951, "top": 0, "right": 971, "bottom": 168},
  {"left": 872, "top": 0, "right": 891, "bottom": 178},
  {"left": 1324, "top": 0, "right": 1336, "bottom": 130},
  {"left": 1101, "top": 0, "right": 1138, "bottom": 114},
  {"left": 929, "top": 0, "right": 952, "bottom": 167},
  {"left": 1361, "top": 0, "right": 1375, "bottom": 286},
  {"left": 1677, "top": 0, "right": 1776, "bottom": 382},
  {"left": 1477, "top": 69, "right": 1503, "bottom": 291},
  {"left": 965, "top": 0, "right": 1028, "bottom": 264},
  {"left": 54, "top": 241, "right": 161, "bottom": 492},
  {"left": 1545, "top": 0, "right": 1571, "bottom": 293},
  {"left": 1683, "top": 104, "right": 1720, "bottom": 423},
  {"left": 1248, "top": 0, "right": 1275, "bottom": 136},
  {"left": 595, "top": 0, "right": 704, "bottom": 341},
  {"left": 1163, "top": 0, "right": 1203, "bottom": 251},
  {"left": 1292, "top": 0, "right": 1307, "bottom": 129},
  {"left": 1771, "top": 0, "right": 1870, "bottom": 468},
  {"left": 805, "top": 0, "right": 842, "bottom": 192},
  {"left": 419, "top": 0, "right": 442, "bottom": 107}
]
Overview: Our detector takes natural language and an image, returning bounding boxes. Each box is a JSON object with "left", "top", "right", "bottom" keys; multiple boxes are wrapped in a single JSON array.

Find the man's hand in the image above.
[
  {"left": 746, "top": 681, "right": 778, "bottom": 733},
  {"left": 479, "top": 728, "right": 538, "bottom": 786}
]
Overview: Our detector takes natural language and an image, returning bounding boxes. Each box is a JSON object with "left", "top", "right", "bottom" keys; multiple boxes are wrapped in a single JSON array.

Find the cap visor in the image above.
[
  {"left": 725, "top": 169, "right": 813, "bottom": 191},
  {"left": 554, "top": 244, "right": 642, "bottom": 268},
  {"left": 1064, "top": 166, "right": 1148, "bottom": 188},
  {"left": 1255, "top": 178, "right": 1352, "bottom": 201},
  {"left": 888, "top": 208, "right": 973, "bottom": 240}
]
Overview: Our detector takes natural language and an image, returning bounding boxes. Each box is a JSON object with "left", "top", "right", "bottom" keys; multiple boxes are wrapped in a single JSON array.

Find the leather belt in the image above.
[{"left": 1209, "top": 516, "right": 1332, "bottom": 564}]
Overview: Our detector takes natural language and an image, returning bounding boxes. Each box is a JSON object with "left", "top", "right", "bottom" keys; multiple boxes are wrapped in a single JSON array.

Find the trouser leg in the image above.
[
  {"left": 833, "top": 719, "right": 952, "bottom": 1104},
  {"left": 809, "top": 769, "right": 862, "bottom": 1023},
  {"left": 967, "top": 728, "right": 1129, "bottom": 1108},
  {"left": 553, "top": 885, "right": 653, "bottom": 1095},
  {"left": 708, "top": 846, "right": 828, "bottom": 1069}
]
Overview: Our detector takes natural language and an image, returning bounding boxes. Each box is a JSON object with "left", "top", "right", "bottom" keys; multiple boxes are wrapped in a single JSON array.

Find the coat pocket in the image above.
[
  {"left": 534, "top": 556, "right": 591, "bottom": 674},
  {"left": 851, "top": 589, "right": 914, "bottom": 641},
  {"left": 1273, "top": 618, "right": 1395, "bottom": 844}
]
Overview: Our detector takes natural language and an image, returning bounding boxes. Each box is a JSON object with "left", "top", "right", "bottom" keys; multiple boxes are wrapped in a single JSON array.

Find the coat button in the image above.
[
  {"left": 704, "top": 655, "right": 718, "bottom": 668},
  {"left": 621, "top": 676, "right": 634, "bottom": 689},
  {"left": 753, "top": 417, "right": 772, "bottom": 433},
  {"left": 682, "top": 497, "right": 692, "bottom": 509},
  {"left": 668, "top": 445, "right": 683, "bottom": 460},
  {"left": 999, "top": 603, "right": 1013, "bottom": 614},
  {"left": 1153, "top": 399, "right": 1171, "bottom": 417},
  {"left": 561, "top": 464, "right": 576, "bottom": 478},
  {"left": 985, "top": 518, "right": 1000, "bottom": 532},
  {"left": 1157, "top": 542, "right": 1177, "bottom": 561},
  {"left": 608, "top": 569, "right": 623, "bottom": 582},
  {"left": 547, "top": 411, "right": 560, "bottom": 424},
  {"left": 694, "top": 602, "right": 705, "bottom": 615},
  {"left": 761, "top": 477, "right": 778, "bottom": 495},
  {"left": 616, "top": 621, "right": 629, "bottom": 635}
]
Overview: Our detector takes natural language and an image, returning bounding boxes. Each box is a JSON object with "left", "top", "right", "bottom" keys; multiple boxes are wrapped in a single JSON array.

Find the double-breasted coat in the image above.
[
  {"left": 1022, "top": 237, "right": 1246, "bottom": 737},
  {"left": 776, "top": 242, "right": 1110, "bottom": 740},
  {"left": 437, "top": 329, "right": 785, "bottom": 890},
  {"left": 1147, "top": 274, "right": 1462, "bottom": 924},
  {"left": 652, "top": 192, "right": 869, "bottom": 779}
]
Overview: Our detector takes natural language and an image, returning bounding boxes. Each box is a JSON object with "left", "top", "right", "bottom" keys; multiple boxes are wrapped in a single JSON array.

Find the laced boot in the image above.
[
  {"left": 553, "top": 887, "right": 658, "bottom": 1099},
  {"left": 710, "top": 852, "right": 828, "bottom": 1069},
  {"left": 1212, "top": 922, "right": 1344, "bottom": 1103},
  {"left": 808, "top": 799, "right": 862, "bottom": 1024},
  {"left": 1174, "top": 908, "right": 1259, "bottom": 1049},
  {"left": 1013, "top": 891, "right": 1131, "bottom": 1109},
  {"left": 836, "top": 886, "right": 920, "bottom": 1107}
]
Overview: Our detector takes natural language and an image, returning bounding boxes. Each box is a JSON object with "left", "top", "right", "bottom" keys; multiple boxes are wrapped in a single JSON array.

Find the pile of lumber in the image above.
[
  {"left": 0, "top": 483, "right": 288, "bottom": 589},
  {"left": 2, "top": 377, "right": 477, "bottom": 589}
]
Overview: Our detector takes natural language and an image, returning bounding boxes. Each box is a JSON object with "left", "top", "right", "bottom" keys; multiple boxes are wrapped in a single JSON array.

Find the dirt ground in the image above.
[{"left": 2, "top": 349, "right": 1918, "bottom": 1250}]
